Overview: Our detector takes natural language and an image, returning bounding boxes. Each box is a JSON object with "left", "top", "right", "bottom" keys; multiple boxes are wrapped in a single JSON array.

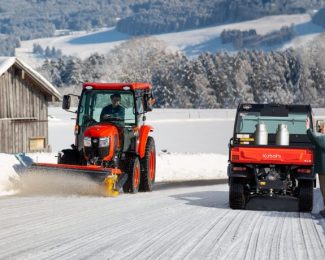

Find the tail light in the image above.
[
  {"left": 297, "top": 168, "right": 312, "bottom": 174},
  {"left": 232, "top": 166, "right": 247, "bottom": 172}
]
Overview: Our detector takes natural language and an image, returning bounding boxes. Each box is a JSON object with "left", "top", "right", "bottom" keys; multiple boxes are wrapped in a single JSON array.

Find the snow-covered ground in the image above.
[
  {"left": 0, "top": 183, "right": 325, "bottom": 259},
  {"left": 15, "top": 13, "right": 324, "bottom": 67}
]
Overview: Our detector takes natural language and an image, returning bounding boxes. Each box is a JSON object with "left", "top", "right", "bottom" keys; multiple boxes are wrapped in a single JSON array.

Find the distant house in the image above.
[{"left": 0, "top": 57, "right": 61, "bottom": 153}]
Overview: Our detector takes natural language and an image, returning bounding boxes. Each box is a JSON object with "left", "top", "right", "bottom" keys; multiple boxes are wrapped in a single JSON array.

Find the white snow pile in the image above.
[
  {"left": 0, "top": 152, "right": 228, "bottom": 196},
  {"left": 0, "top": 154, "right": 20, "bottom": 196}
]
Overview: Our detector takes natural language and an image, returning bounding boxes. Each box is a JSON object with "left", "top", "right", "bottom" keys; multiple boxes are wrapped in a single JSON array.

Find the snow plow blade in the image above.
[
  {"left": 30, "top": 163, "right": 120, "bottom": 182},
  {"left": 27, "top": 163, "right": 126, "bottom": 197}
]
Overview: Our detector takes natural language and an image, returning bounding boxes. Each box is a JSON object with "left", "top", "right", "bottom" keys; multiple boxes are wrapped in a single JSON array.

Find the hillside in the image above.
[
  {"left": 313, "top": 7, "right": 325, "bottom": 27},
  {"left": 16, "top": 13, "right": 323, "bottom": 61},
  {"left": 0, "top": 0, "right": 324, "bottom": 56},
  {"left": 116, "top": 0, "right": 323, "bottom": 35}
]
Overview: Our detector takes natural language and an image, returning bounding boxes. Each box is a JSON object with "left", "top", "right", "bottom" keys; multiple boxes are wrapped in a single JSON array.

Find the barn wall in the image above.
[{"left": 0, "top": 66, "right": 49, "bottom": 153}]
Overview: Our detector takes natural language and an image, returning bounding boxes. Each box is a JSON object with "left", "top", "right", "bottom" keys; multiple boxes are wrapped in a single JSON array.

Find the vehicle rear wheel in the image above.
[
  {"left": 139, "top": 137, "right": 156, "bottom": 192},
  {"left": 298, "top": 180, "right": 313, "bottom": 212},
  {"left": 123, "top": 156, "right": 141, "bottom": 194},
  {"left": 229, "top": 178, "right": 246, "bottom": 209}
]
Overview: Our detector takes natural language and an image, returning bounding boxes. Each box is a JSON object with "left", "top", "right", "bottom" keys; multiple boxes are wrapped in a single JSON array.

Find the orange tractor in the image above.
[{"left": 33, "top": 82, "right": 156, "bottom": 196}]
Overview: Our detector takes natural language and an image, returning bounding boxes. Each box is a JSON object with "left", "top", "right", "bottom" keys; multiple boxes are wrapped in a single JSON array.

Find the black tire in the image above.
[
  {"left": 58, "top": 149, "right": 79, "bottom": 164},
  {"left": 298, "top": 180, "right": 313, "bottom": 212},
  {"left": 139, "top": 137, "right": 156, "bottom": 192},
  {"left": 229, "top": 178, "right": 246, "bottom": 209},
  {"left": 123, "top": 156, "right": 141, "bottom": 194}
]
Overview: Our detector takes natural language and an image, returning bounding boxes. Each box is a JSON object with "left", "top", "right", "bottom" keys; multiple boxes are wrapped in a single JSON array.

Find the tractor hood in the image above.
[
  {"left": 84, "top": 124, "right": 119, "bottom": 139},
  {"left": 83, "top": 124, "right": 120, "bottom": 162}
]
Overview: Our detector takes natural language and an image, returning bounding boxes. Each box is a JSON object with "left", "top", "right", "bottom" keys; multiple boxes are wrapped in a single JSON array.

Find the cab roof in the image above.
[
  {"left": 238, "top": 103, "right": 312, "bottom": 116},
  {"left": 83, "top": 82, "right": 152, "bottom": 91}
]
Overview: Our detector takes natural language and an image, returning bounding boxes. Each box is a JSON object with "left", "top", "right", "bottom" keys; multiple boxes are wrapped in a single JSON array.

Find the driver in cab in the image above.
[{"left": 100, "top": 93, "right": 125, "bottom": 122}]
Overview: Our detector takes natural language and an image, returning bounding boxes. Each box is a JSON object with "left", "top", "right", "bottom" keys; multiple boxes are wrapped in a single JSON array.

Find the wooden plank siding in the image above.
[{"left": 0, "top": 66, "right": 49, "bottom": 153}]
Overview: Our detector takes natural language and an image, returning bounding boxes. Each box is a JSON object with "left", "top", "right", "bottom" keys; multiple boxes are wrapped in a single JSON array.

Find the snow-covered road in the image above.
[{"left": 1, "top": 182, "right": 325, "bottom": 259}]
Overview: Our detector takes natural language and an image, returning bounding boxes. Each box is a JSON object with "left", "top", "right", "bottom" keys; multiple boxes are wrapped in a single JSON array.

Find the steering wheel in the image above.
[{"left": 101, "top": 114, "right": 123, "bottom": 122}]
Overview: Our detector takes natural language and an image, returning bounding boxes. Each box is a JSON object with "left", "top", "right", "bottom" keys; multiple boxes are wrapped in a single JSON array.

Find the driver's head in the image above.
[{"left": 110, "top": 93, "right": 121, "bottom": 108}]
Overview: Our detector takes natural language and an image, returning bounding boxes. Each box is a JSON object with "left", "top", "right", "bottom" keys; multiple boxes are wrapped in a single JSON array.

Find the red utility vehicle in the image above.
[
  {"left": 228, "top": 104, "right": 315, "bottom": 211},
  {"left": 33, "top": 82, "right": 156, "bottom": 196}
]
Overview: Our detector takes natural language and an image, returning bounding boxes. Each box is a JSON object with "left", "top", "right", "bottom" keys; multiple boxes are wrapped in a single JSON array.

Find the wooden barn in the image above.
[{"left": 0, "top": 57, "right": 61, "bottom": 153}]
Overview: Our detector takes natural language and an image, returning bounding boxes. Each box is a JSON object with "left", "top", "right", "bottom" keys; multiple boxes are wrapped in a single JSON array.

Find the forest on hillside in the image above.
[
  {"left": 312, "top": 7, "right": 325, "bottom": 27},
  {"left": 39, "top": 35, "right": 325, "bottom": 108},
  {"left": 116, "top": 0, "right": 323, "bottom": 35},
  {"left": 0, "top": 0, "right": 324, "bottom": 56}
]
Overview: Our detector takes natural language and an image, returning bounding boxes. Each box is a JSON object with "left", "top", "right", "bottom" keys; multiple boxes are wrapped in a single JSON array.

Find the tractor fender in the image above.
[{"left": 138, "top": 125, "right": 154, "bottom": 159}]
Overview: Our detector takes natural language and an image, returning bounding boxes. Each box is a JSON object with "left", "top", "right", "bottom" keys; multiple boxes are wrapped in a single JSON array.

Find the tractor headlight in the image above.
[
  {"left": 99, "top": 137, "right": 109, "bottom": 147},
  {"left": 84, "top": 137, "right": 92, "bottom": 147}
]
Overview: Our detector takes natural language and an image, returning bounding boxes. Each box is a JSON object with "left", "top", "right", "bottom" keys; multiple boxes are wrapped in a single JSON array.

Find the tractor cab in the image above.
[{"left": 63, "top": 83, "right": 154, "bottom": 165}]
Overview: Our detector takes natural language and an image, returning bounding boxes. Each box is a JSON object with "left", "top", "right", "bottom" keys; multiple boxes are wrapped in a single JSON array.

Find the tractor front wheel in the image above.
[
  {"left": 139, "top": 137, "right": 156, "bottom": 192},
  {"left": 123, "top": 156, "right": 141, "bottom": 194}
]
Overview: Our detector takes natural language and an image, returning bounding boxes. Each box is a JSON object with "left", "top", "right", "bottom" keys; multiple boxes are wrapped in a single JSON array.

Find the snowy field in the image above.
[
  {"left": 47, "top": 107, "right": 236, "bottom": 154},
  {"left": 0, "top": 108, "right": 233, "bottom": 196},
  {"left": 15, "top": 13, "right": 324, "bottom": 67}
]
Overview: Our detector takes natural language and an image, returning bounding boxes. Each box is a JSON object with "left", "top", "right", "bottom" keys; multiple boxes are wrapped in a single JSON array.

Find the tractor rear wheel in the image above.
[
  {"left": 229, "top": 178, "right": 246, "bottom": 209},
  {"left": 139, "top": 137, "right": 156, "bottom": 192},
  {"left": 298, "top": 180, "right": 313, "bottom": 212},
  {"left": 123, "top": 156, "right": 141, "bottom": 194}
]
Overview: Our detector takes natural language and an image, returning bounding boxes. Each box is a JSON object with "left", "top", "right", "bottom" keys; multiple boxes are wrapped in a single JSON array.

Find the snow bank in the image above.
[
  {"left": 26, "top": 152, "right": 228, "bottom": 182},
  {"left": 0, "top": 152, "right": 228, "bottom": 196},
  {"left": 156, "top": 152, "right": 227, "bottom": 182}
]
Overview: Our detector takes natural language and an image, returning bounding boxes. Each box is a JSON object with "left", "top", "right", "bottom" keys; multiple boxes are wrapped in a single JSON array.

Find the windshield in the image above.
[
  {"left": 236, "top": 111, "right": 308, "bottom": 135},
  {"left": 77, "top": 90, "right": 136, "bottom": 127}
]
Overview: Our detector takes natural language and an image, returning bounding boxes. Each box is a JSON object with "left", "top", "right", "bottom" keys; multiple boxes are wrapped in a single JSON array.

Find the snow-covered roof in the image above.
[{"left": 0, "top": 57, "right": 61, "bottom": 101}]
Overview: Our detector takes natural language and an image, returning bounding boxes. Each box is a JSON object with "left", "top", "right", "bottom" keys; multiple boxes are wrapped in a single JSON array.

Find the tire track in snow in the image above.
[
  {"left": 299, "top": 213, "right": 325, "bottom": 259},
  {"left": 121, "top": 209, "right": 231, "bottom": 259},
  {"left": 182, "top": 210, "right": 247, "bottom": 259},
  {"left": 1, "top": 195, "right": 179, "bottom": 258},
  {"left": 27, "top": 198, "right": 200, "bottom": 259}
]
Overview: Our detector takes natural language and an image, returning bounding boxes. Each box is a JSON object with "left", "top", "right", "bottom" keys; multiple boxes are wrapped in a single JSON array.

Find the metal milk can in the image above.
[
  {"left": 254, "top": 123, "right": 268, "bottom": 145},
  {"left": 276, "top": 123, "right": 289, "bottom": 146}
]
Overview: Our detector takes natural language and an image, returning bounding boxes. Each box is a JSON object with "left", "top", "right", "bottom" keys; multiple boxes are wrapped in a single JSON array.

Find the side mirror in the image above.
[
  {"left": 62, "top": 95, "right": 71, "bottom": 110},
  {"left": 316, "top": 120, "right": 325, "bottom": 132},
  {"left": 228, "top": 137, "right": 234, "bottom": 148},
  {"left": 144, "top": 93, "right": 155, "bottom": 112},
  {"left": 144, "top": 99, "right": 152, "bottom": 112}
]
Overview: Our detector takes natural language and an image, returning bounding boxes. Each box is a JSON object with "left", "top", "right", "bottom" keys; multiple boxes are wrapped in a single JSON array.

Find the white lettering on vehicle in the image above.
[{"left": 262, "top": 153, "right": 282, "bottom": 159}]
